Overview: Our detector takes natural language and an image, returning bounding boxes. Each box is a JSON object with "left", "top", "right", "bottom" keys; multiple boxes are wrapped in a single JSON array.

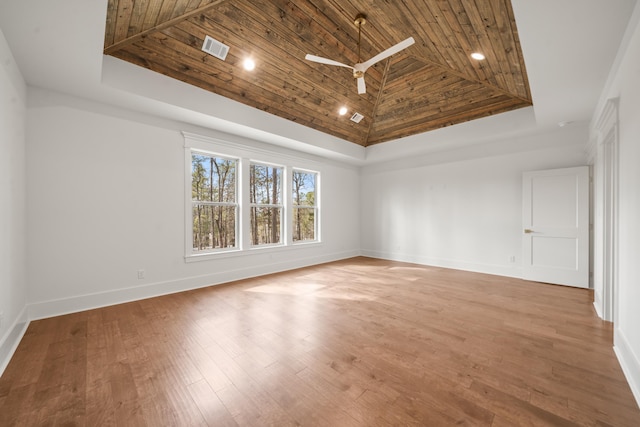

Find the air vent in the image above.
[
  {"left": 350, "top": 112, "right": 364, "bottom": 123},
  {"left": 201, "top": 35, "right": 229, "bottom": 60}
]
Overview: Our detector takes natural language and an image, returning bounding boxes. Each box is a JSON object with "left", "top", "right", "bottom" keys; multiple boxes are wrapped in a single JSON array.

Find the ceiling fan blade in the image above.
[
  {"left": 360, "top": 37, "right": 415, "bottom": 70},
  {"left": 305, "top": 54, "right": 354, "bottom": 69},
  {"left": 357, "top": 77, "right": 366, "bottom": 94}
]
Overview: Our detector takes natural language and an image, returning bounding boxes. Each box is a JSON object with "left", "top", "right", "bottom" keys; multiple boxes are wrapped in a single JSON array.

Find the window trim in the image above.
[
  {"left": 249, "top": 161, "right": 285, "bottom": 247},
  {"left": 183, "top": 132, "right": 322, "bottom": 262},
  {"left": 187, "top": 149, "right": 240, "bottom": 257},
  {"left": 292, "top": 168, "right": 319, "bottom": 244}
]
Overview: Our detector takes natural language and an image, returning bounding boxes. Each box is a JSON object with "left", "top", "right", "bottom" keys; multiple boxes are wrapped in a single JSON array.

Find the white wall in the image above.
[
  {"left": 0, "top": 28, "right": 28, "bottom": 372},
  {"left": 25, "top": 88, "right": 360, "bottom": 319},
  {"left": 593, "top": 3, "right": 640, "bottom": 405},
  {"left": 360, "top": 125, "right": 588, "bottom": 278}
]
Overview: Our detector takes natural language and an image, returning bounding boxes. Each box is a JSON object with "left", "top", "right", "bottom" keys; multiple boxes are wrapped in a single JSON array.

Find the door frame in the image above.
[{"left": 592, "top": 98, "right": 619, "bottom": 323}]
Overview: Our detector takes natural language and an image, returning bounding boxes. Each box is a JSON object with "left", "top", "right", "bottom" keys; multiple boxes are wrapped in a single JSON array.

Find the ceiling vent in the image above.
[
  {"left": 350, "top": 112, "right": 364, "bottom": 123},
  {"left": 201, "top": 35, "right": 229, "bottom": 60}
]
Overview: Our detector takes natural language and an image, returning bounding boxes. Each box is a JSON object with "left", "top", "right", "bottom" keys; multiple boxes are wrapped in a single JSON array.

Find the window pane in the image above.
[
  {"left": 192, "top": 205, "right": 236, "bottom": 251},
  {"left": 293, "top": 207, "right": 315, "bottom": 241},
  {"left": 250, "top": 164, "right": 282, "bottom": 204},
  {"left": 192, "top": 154, "right": 236, "bottom": 202},
  {"left": 292, "top": 171, "right": 316, "bottom": 207},
  {"left": 250, "top": 207, "right": 282, "bottom": 245}
]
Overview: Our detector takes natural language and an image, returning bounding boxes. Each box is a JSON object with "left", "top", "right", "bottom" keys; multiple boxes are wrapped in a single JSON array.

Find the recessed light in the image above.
[
  {"left": 471, "top": 52, "right": 485, "bottom": 60},
  {"left": 243, "top": 58, "right": 255, "bottom": 71},
  {"left": 339, "top": 106, "right": 348, "bottom": 116}
]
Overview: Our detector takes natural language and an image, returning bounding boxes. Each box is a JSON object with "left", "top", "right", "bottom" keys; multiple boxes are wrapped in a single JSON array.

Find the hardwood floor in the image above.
[{"left": 1, "top": 257, "right": 639, "bottom": 426}]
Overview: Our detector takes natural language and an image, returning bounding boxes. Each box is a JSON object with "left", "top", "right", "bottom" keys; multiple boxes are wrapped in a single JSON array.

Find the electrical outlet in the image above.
[
  {"left": 509, "top": 255, "right": 516, "bottom": 263},
  {"left": 137, "top": 269, "right": 145, "bottom": 279}
]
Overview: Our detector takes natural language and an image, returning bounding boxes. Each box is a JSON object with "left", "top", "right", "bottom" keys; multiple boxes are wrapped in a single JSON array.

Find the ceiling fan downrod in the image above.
[{"left": 354, "top": 14, "right": 366, "bottom": 78}]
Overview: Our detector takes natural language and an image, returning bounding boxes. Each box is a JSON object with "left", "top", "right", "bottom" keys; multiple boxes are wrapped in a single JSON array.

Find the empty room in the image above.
[{"left": 1, "top": 0, "right": 640, "bottom": 425}]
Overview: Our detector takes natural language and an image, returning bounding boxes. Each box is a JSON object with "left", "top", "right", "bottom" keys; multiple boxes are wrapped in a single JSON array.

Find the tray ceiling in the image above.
[{"left": 104, "top": 0, "right": 532, "bottom": 146}]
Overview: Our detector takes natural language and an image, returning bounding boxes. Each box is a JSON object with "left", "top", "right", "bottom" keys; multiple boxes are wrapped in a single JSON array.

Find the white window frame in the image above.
[
  {"left": 186, "top": 149, "right": 240, "bottom": 257},
  {"left": 183, "top": 132, "right": 322, "bottom": 262},
  {"left": 291, "top": 168, "right": 320, "bottom": 244},
  {"left": 249, "top": 161, "right": 285, "bottom": 248}
]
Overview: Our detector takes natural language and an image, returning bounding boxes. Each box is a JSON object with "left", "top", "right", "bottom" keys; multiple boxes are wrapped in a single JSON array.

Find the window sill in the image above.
[{"left": 185, "top": 240, "right": 322, "bottom": 263}]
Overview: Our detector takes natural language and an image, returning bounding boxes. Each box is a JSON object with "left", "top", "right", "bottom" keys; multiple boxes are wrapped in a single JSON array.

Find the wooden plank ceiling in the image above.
[{"left": 104, "top": 0, "right": 532, "bottom": 147}]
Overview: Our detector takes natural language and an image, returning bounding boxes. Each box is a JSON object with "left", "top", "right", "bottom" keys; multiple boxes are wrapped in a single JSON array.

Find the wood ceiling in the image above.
[{"left": 104, "top": 0, "right": 532, "bottom": 147}]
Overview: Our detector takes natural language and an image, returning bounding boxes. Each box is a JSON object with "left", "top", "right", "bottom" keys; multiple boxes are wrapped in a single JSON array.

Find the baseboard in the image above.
[
  {"left": 0, "top": 305, "right": 29, "bottom": 378},
  {"left": 593, "top": 289, "right": 603, "bottom": 318},
  {"left": 593, "top": 300, "right": 604, "bottom": 319},
  {"left": 360, "top": 249, "right": 522, "bottom": 279},
  {"left": 614, "top": 327, "right": 640, "bottom": 408},
  {"left": 27, "top": 249, "right": 360, "bottom": 321}
]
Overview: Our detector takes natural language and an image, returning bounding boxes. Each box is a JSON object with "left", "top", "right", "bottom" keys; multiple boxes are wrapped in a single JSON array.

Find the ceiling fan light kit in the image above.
[{"left": 305, "top": 13, "right": 415, "bottom": 95}]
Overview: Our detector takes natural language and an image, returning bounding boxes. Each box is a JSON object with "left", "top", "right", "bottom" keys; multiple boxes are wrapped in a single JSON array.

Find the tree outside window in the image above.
[
  {"left": 186, "top": 134, "right": 321, "bottom": 257},
  {"left": 191, "top": 153, "right": 237, "bottom": 252},
  {"left": 250, "top": 163, "right": 283, "bottom": 246},
  {"left": 292, "top": 170, "right": 317, "bottom": 242}
]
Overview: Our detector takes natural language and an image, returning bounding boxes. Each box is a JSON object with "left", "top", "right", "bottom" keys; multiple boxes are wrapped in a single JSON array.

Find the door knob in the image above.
[{"left": 524, "top": 229, "right": 533, "bottom": 234}]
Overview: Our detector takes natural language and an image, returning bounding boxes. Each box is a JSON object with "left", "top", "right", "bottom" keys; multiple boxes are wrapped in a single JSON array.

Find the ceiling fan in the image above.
[{"left": 305, "top": 14, "right": 415, "bottom": 95}]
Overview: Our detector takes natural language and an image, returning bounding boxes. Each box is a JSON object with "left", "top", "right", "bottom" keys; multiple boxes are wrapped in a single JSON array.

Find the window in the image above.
[
  {"left": 191, "top": 152, "right": 238, "bottom": 253},
  {"left": 184, "top": 132, "right": 320, "bottom": 259},
  {"left": 249, "top": 163, "right": 283, "bottom": 246},
  {"left": 292, "top": 170, "right": 318, "bottom": 242}
]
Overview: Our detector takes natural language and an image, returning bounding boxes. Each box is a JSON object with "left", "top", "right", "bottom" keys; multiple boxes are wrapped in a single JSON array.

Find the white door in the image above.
[{"left": 522, "top": 166, "right": 589, "bottom": 288}]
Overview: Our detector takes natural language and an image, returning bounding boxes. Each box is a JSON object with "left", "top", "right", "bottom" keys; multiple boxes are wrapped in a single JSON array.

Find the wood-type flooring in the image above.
[{"left": 1, "top": 257, "right": 639, "bottom": 426}]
